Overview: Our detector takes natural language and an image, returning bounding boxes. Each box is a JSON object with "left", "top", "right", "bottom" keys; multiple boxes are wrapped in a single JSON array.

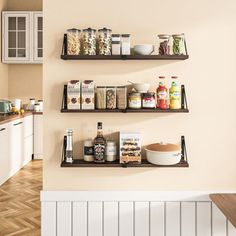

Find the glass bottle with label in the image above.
[
  {"left": 65, "top": 129, "right": 73, "bottom": 163},
  {"left": 156, "top": 76, "right": 169, "bottom": 109},
  {"left": 169, "top": 76, "right": 181, "bottom": 109},
  {"left": 94, "top": 122, "right": 106, "bottom": 163}
]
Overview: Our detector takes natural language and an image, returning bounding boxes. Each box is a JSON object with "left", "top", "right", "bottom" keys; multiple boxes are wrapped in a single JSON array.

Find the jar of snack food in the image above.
[
  {"left": 67, "top": 28, "right": 81, "bottom": 55},
  {"left": 128, "top": 92, "right": 141, "bottom": 109},
  {"left": 98, "top": 28, "right": 112, "bottom": 55},
  {"left": 158, "top": 34, "right": 170, "bottom": 55},
  {"left": 82, "top": 28, "right": 96, "bottom": 55},
  {"left": 172, "top": 34, "right": 186, "bottom": 55},
  {"left": 96, "top": 86, "right": 106, "bottom": 109},
  {"left": 142, "top": 92, "right": 156, "bottom": 108},
  {"left": 106, "top": 87, "right": 116, "bottom": 109},
  {"left": 116, "top": 86, "right": 127, "bottom": 109}
]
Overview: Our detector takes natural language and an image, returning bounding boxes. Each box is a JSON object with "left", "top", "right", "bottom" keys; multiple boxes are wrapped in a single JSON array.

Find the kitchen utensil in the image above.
[
  {"left": 146, "top": 142, "right": 181, "bottom": 166},
  {"left": 0, "top": 100, "right": 12, "bottom": 114},
  {"left": 134, "top": 44, "right": 154, "bottom": 55}
]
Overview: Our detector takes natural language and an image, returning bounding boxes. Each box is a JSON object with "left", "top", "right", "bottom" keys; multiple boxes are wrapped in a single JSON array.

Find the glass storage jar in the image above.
[
  {"left": 128, "top": 92, "right": 142, "bottom": 109},
  {"left": 116, "top": 86, "right": 127, "bottom": 109},
  {"left": 158, "top": 34, "right": 170, "bottom": 55},
  {"left": 142, "top": 92, "right": 156, "bottom": 108},
  {"left": 98, "top": 28, "right": 112, "bottom": 55},
  {"left": 67, "top": 28, "right": 81, "bottom": 55},
  {"left": 96, "top": 86, "right": 106, "bottom": 109},
  {"left": 82, "top": 28, "right": 96, "bottom": 55},
  {"left": 106, "top": 87, "right": 116, "bottom": 109},
  {"left": 121, "top": 34, "right": 131, "bottom": 55},
  {"left": 172, "top": 34, "right": 186, "bottom": 55}
]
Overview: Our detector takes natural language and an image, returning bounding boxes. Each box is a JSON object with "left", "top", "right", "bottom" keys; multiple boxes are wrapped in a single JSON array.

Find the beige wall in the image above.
[
  {"left": 7, "top": 0, "right": 43, "bottom": 103},
  {"left": 43, "top": 0, "right": 236, "bottom": 190},
  {"left": 0, "top": 0, "right": 8, "bottom": 99}
]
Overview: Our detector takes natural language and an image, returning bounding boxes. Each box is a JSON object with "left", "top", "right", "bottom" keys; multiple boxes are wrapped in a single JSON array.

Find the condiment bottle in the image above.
[
  {"left": 156, "top": 76, "right": 169, "bottom": 109},
  {"left": 169, "top": 76, "right": 181, "bottom": 109},
  {"left": 65, "top": 129, "right": 73, "bottom": 163}
]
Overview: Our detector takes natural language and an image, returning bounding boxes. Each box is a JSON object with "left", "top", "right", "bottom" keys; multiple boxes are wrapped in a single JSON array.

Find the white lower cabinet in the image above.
[{"left": 0, "top": 123, "right": 10, "bottom": 185}]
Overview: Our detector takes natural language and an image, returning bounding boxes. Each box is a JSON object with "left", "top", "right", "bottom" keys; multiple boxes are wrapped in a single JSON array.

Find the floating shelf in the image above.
[
  {"left": 61, "top": 54, "right": 189, "bottom": 61},
  {"left": 61, "top": 136, "right": 188, "bottom": 168},
  {"left": 61, "top": 85, "right": 189, "bottom": 113},
  {"left": 61, "top": 159, "right": 189, "bottom": 168}
]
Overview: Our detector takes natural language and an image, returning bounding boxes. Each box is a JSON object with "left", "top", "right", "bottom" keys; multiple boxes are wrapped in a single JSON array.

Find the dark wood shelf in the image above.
[
  {"left": 61, "top": 159, "right": 189, "bottom": 168},
  {"left": 61, "top": 108, "right": 189, "bottom": 113},
  {"left": 61, "top": 54, "right": 189, "bottom": 61},
  {"left": 210, "top": 194, "right": 236, "bottom": 228}
]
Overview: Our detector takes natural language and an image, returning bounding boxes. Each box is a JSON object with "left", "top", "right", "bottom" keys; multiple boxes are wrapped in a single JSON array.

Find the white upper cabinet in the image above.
[{"left": 2, "top": 11, "right": 43, "bottom": 64}]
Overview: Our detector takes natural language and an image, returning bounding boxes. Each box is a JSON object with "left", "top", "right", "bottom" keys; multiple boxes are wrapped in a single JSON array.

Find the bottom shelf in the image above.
[{"left": 61, "top": 159, "right": 189, "bottom": 168}]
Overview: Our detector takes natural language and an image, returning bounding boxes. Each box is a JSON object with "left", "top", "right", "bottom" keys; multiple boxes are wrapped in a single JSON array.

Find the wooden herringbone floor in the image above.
[{"left": 0, "top": 160, "right": 42, "bottom": 236}]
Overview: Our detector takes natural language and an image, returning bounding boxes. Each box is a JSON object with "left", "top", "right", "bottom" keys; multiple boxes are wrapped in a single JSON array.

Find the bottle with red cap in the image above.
[{"left": 156, "top": 76, "right": 169, "bottom": 109}]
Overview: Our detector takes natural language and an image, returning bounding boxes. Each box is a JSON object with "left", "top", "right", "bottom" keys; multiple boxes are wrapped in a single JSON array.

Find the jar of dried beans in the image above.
[
  {"left": 67, "top": 28, "right": 81, "bottom": 55},
  {"left": 98, "top": 28, "right": 112, "bottom": 55},
  {"left": 158, "top": 34, "right": 170, "bottom": 55},
  {"left": 82, "top": 28, "right": 96, "bottom": 55}
]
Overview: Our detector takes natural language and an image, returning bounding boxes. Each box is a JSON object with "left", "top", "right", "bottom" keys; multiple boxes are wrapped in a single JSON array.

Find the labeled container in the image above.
[
  {"left": 156, "top": 76, "right": 169, "bottom": 109},
  {"left": 158, "top": 34, "right": 170, "bottom": 55},
  {"left": 29, "top": 98, "right": 36, "bottom": 111},
  {"left": 98, "top": 27, "right": 112, "bottom": 55},
  {"left": 83, "top": 139, "right": 94, "bottom": 162},
  {"left": 128, "top": 92, "right": 141, "bottom": 109},
  {"left": 172, "top": 34, "right": 186, "bottom": 55},
  {"left": 112, "top": 34, "right": 121, "bottom": 55},
  {"left": 38, "top": 100, "right": 43, "bottom": 112},
  {"left": 121, "top": 34, "right": 131, "bottom": 55},
  {"left": 96, "top": 86, "right": 106, "bottom": 109},
  {"left": 116, "top": 86, "right": 127, "bottom": 109},
  {"left": 106, "top": 141, "right": 117, "bottom": 162},
  {"left": 142, "top": 92, "right": 156, "bottom": 108},
  {"left": 67, "top": 80, "right": 81, "bottom": 110},
  {"left": 106, "top": 87, "right": 116, "bottom": 109},
  {"left": 82, "top": 28, "right": 96, "bottom": 55},
  {"left": 34, "top": 103, "right": 40, "bottom": 112},
  {"left": 81, "top": 80, "right": 95, "bottom": 110},
  {"left": 67, "top": 28, "right": 81, "bottom": 55},
  {"left": 169, "top": 76, "right": 181, "bottom": 109}
]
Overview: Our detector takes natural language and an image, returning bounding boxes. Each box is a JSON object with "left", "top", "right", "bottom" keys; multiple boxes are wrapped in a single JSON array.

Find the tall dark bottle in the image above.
[{"left": 94, "top": 122, "right": 106, "bottom": 163}]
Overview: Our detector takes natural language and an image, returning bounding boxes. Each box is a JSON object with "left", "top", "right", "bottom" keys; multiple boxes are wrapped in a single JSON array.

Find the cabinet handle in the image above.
[
  {"left": 14, "top": 122, "right": 23, "bottom": 126},
  {"left": 0, "top": 128, "right": 6, "bottom": 132}
]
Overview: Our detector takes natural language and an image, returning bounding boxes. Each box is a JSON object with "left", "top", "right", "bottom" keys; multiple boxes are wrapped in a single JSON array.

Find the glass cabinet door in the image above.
[
  {"left": 34, "top": 13, "right": 43, "bottom": 61},
  {"left": 4, "top": 13, "right": 30, "bottom": 62}
]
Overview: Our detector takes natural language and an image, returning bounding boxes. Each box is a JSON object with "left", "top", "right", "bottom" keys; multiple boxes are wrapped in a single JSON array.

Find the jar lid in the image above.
[
  {"left": 142, "top": 92, "right": 155, "bottom": 96},
  {"left": 159, "top": 76, "right": 165, "bottom": 79},
  {"left": 129, "top": 92, "right": 141, "bottom": 96},
  {"left": 35, "top": 103, "right": 40, "bottom": 106},
  {"left": 30, "top": 98, "right": 35, "bottom": 100},
  {"left": 171, "top": 76, "right": 178, "bottom": 79},
  {"left": 112, "top": 41, "right": 120, "bottom": 44},
  {"left": 158, "top": 34, "right": 170, "bottom": 39},
  {"left": 146, "top": 142, "right": 181, "bottom": 152},
  {"left": 112, "top": 34, "right": 121, "bottom": 37},
  {"left": 121, "top": 34, "right": 130, "bottom": 37},
  {"left": 98, "top": 27, "right": 112, "bottom": 32},
  {"left": 83, "top": 27, "right": 96, "bottom": 32},
  {"left": 38, "top": 100, "right": 43, "bottom": 102},
  {"left": 67, "top": 28, "right": 81, "bottom": 32},
  {"left": 172, "top": 34, "right": 184, "bottom": 38}
]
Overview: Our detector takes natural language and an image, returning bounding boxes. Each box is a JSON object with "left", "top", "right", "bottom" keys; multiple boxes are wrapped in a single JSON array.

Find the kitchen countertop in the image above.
[
  {"left": 0, "top": 112, "right": 33, "bottom": 126},
  {"left": 210, "top": 194, "right": 236, "bottom": 228}
]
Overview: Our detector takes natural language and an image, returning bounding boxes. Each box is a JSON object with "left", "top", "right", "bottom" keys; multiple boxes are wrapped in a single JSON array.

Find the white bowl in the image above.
[
  {"left": 146, "top": 149, "right": 182, "bottom": 166},
  {"left": 134, "top": 44, "right": 154, "bottom": 55},
  {"left": 132, "top": 83, "right": 150, "bottom": 93}
]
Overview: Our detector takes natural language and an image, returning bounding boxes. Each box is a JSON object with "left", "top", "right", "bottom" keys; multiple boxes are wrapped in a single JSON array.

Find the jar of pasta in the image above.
[
  {"left": 82, "top": 28, "right": 96, "bottom": 55},
  {"left": 67, "top": 28, "right": 81, "bottom": 55},
  {"left": 158, "top": 34, "right": 170, "bottom": 55},
  {"left": 98, "top": 28, "right": 112, "bottom": 55}
]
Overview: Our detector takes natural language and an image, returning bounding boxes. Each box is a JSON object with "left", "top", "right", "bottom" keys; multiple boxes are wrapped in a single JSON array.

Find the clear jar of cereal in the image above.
[
  {"left": 82, "top": 28, "right": 96, "bottom": 55},
  {"left": 98, "top": 27, "right": 112, "bottom": 55},
  {"left": 67, "top": 28, "right": 81, "bottom": 55}
]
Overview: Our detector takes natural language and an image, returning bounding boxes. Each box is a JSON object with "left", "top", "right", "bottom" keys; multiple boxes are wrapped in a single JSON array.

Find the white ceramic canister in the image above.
[
  {"left": 29, "top": 98, "right": 35, "bottom": 111},
  {"left": 34, "top": 103, "right": 40, "bottom": 112}
]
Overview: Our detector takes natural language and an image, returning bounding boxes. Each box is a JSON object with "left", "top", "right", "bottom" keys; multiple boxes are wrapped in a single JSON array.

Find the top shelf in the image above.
[{"left": 61, "top": 54, "right": 189, "bottom": 61}]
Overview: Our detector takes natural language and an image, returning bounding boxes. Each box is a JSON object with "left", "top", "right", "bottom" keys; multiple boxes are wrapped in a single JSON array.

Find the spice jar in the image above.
[
  {"left": 121, "top": 34, "right": 131, "bottom": 55},
  {"left": 128, "top": 92, "right": 142, "bottom": 109},
  {"left": 96, "top": 86, "right": 106, "bottom": 109},
  {"left": 83, "top": 139, "right": 94, "bottom": 162},
  {"left": 172, "top": 34, "right": 186, "bottom": 55},
  {"left": 67, "top": 28, "right": 81, "bottom": 55},
  {"left": 116, "top": 86, "right": 127, "bottom": 109},
  {"left": 142, "top": 92, "right": 156, "bottom": 108},
  {"left": 98, "top": 28, "right": 112, "bottom": 55},
  {"left": 82, "top": 28, "right": 96, "bottom": 55},
  {"left": 158, "top": 34, "right": 170, "bottom": 55},
  {"left": 106, "top": 141, "right": 117, "bottom": 162},
  {"left": 106, "top": 87, "right": 116, "bottom": 109}
]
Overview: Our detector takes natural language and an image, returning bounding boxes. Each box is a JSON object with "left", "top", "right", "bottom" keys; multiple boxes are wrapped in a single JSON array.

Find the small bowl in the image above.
[
  {"left": 132, "top": 83, "right": 150, "bottom": 93},
  {"left": 134, "top": 44, "right": 154, "bottom": 55}
]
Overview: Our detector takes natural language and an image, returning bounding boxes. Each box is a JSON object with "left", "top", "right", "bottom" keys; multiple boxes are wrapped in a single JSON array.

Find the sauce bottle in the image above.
[
  {"left": 156, "top": 76, "right": 169, "bottom": 109},
  {"left": 169, "top": 76, "right": 181, "bottom": 109}
]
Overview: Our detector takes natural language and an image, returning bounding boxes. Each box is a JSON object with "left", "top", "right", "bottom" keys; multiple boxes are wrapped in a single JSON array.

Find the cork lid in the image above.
[{"left": 146, "top": 142, "right": 180, "bottom": 152}]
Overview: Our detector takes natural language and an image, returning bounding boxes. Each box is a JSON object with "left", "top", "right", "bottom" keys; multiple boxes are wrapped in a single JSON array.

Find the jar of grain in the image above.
[
  {"left": 116, "top": 86, "right": 127, "bottom": 109},
  {"left": 96, "top": 86, "right": 106, "bottom": 109}
]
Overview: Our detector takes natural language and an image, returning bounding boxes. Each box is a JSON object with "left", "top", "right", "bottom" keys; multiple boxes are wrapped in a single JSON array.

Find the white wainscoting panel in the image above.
[{"left": 41, "top": 191, "right": 236, "bottom": 236}]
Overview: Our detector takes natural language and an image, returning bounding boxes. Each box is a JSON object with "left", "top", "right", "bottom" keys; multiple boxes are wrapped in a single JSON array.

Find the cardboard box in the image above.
[
  {"left": 119, "top": 132, "right": 141, "bottom": 164},
  {"left": 81, "top": 80, "right": 95, "bottom": 110},
  {"left": 67, "top": 80, "right": 80, "bottom": 109}
]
